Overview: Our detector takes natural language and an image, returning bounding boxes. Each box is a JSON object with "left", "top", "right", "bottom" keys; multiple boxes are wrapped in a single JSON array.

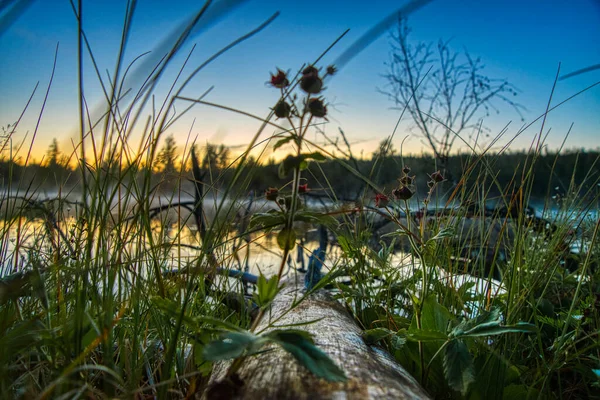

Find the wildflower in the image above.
[
  {"left": 375, "top": 193, "right": 390, "bottom": 208},
  {"left": 273, "top": 100, "right": 291, "bottom": 118},
  {"left": 265, "top": 187, "right": 279, "bottom": 201},
  {"left": 307, "top": 97, "right": 327, "bottom": 118},
  {"left": 300, "top": 65, "right": 323, "bottom": 94},
  {"left": 298, "top": 183, "right": 309, "bottom": 193},
  {"left": 392, "top": 186, "right": 414, "bottom": 200},
  {"left": 269, "top": 69, "right": 289, "bottom": 88},
  {"left": 430, "top": 170, "right": 445, "bottom": 183}
]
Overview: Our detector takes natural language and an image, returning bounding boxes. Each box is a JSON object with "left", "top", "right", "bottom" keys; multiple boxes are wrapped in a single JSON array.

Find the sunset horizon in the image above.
[{"left": 1, "top": 0, "right": 599, "bottom": 164}]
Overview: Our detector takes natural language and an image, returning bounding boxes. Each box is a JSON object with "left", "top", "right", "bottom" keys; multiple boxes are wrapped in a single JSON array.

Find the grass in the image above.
[{"left": 1, "top": 3, "right": 600, "bottom": 399}]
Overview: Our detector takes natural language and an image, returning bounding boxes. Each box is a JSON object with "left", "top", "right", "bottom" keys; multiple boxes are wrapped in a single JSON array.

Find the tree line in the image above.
[{"left": 1, "top": 134, "right": 598, "bottom": 203}]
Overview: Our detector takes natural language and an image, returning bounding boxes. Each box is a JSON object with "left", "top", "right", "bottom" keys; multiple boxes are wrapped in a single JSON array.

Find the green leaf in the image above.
[
  {"left": 299, "top": 268, "right": 347, "bottom": 297},
  {"left": 362, "top": 328, "right": 394, "bottom": 345},
  {"left": 303, "top": 151, "right": 327, "bottom": 161},
  {"left": 443, "top": 339, "right": 475, "bottom": 395},
  {"left": 449, "top": 320, "right": 469, "bottom": 338},
  {"left": 277, "top": 227, "right": 296, "bottom": 250},
  {"left": 193, "top": 337, "right": 213, "bottom": 376},
  {"left": 407, "top": 329, "right": 448, "bottom": 342},
  {"left": 254, "top": 274, "right": 281, "bottom": 308},
  {"left": 462, "top": 322, "right": 537, "bottom": 337},
  {"left": 362, "top": 328, "right": 407, "bottom": 350},
  {"left": 471, "top": 307, "right": 501, "bottom": 328},
  {"left": 418, "top": 295, "right": 452, "bottom": 333},
  {"left": 265, "top": 329, "right": 347, "bottom": 382},
  {"left": 381, "top": 229, "right": 411, "bottom": 238},
  {"left": 203, "top": 331, "right": 266, "bottom": 361},
  {"left": 195, "top": 316, "right": 245, "bottom": 332},
  {"left": 249, "top": 210, "right": 286, "bottom": 230},
  {"left": 450, "top": 308, "right": 503, "bottom": 338},
  {"left": 273, "top": 136, "right": 293, "bottom": 150},
  {"left": 390, "top": 334, "right": 407, "bottom": 351},
  {"left": 430, "top": 227, "right": 455, "bottom": 241}
]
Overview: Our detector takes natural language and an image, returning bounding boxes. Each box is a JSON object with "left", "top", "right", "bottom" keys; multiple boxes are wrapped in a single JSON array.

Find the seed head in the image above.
[
  {"left": 430, "top": 170, "right": 445, "bottom": 183},
  {"left": 300, "top": 75, "right": 323, "bottom": 94},
  {"left": 300, "top": 65, "right": 323, "bottom": 94},
  {"left": 326, "top": 65, "right": 337, "bottom": 76},
  {"left": 302, "top": 65, "right": 319, "bottom": 77},
  {"left": 392, "top": 186, "right": 414, "bottom": 200},
  {"left": 273, "top": 100, "right": 292, "bottom": 119},
  {"left": 307, "top": 97, "right": 327, "bottom": 118},
  {"left": 269, "top": 69, "right": 289, "bottom": 89}
]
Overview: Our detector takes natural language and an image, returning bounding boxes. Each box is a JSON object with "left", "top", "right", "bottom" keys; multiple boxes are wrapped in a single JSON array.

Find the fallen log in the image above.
[{"left": 206, "top": 273, "right": 430, "bottom": 399}]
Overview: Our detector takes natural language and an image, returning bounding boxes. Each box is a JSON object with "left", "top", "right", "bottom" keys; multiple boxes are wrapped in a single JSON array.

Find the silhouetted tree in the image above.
[
  {"left": 156, "top": 134, "right": 178, "bottom": 175},
  {"left": 381, "top": 19, "right": 524, "bottom": 179},
  {"left": 202, "top": 143, "right": 230, "bottom": 173},
  {"left": 43, "top": 138, "right": 70, "bottom": 184}
]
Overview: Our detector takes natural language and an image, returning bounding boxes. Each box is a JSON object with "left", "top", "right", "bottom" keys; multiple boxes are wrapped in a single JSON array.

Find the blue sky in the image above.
[{"left": 1, "top": 0, "right": 599, "bottom": 162}]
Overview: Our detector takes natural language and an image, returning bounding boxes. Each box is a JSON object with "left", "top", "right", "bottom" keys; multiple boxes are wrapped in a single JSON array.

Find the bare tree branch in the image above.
[{"left": 379, "top": 19, "right": 525, "bottom": 179}]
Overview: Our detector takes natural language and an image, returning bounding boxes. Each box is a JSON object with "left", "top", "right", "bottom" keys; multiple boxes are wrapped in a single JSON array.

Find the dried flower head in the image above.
[
  {"left": 326, "top": 65, "right": 337, "bottom": 76},
  {"left": 269, "top": 69, "right": 289, "bottom": 88},
  {"left": 430, "top": 171, "right": 445, "bottom": 183},
  {"left": 300, "top": 75, "right": 323, "bottom": 94},
  {"left": 307, "top": 97, "right": 327, "bottom": 118},
  {"left": 375, "top": 193, "right": 390, "bottom": 208},
  {"left": 300, "top": 65, "right": 323, "bottom": 94},
  {"left": 273, "top": 100, "right": 292, "bottom": 119},
  {"left": 302, "top": 65, "right": 319, "bottom": 77},
  {"left": 265, "top": 187, "right": 279, "bottom": 201},
  {"left": 393, "top": 186, "right": 414, "bottom": 200}
]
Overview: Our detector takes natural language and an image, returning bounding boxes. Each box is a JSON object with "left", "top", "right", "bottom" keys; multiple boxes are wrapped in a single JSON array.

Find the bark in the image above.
[{"left": 206, "top": 274, "right": 430, "bottom": 400}]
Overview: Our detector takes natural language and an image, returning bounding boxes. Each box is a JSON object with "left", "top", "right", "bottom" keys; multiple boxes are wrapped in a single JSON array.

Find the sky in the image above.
[{"left": 0, "top": 0, "right": 599, "bottom": 164}]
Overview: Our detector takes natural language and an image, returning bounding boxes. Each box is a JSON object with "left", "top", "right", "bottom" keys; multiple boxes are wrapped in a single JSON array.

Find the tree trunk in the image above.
[{"left": 206, "top": 274, "right": 430, "bottom": 399}]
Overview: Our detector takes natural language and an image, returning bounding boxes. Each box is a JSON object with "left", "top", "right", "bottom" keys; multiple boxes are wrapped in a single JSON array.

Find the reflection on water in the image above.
[
  {"left": 0, "top": 211, "right": 326, "bottom": 280},
  {"left": 3, "top": 190, "right": 590, "bottom": 305}
]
